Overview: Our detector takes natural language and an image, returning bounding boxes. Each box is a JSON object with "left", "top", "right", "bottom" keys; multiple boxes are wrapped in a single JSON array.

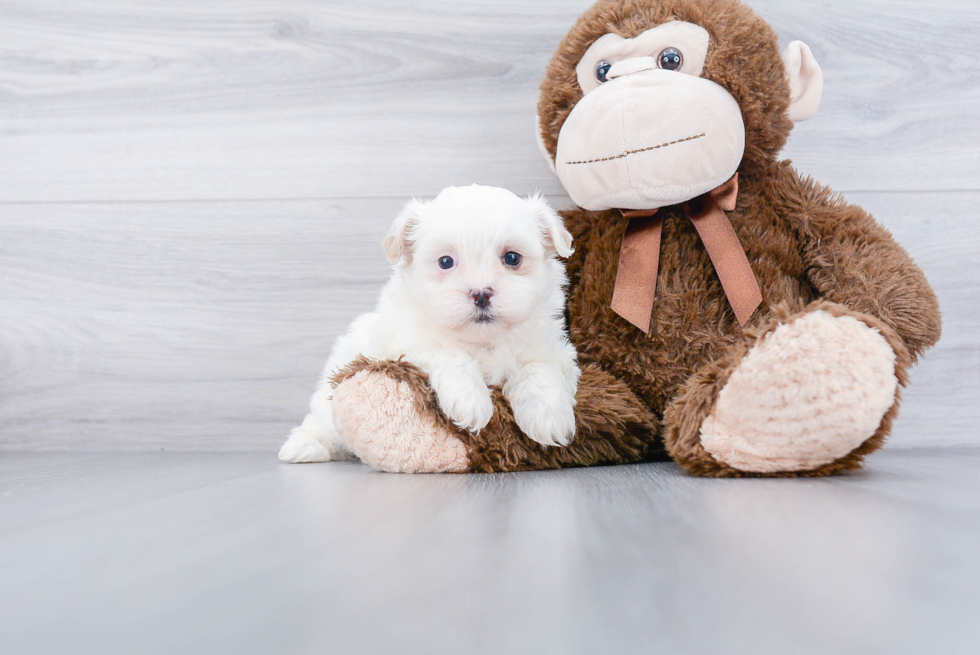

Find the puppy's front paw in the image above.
[
  {"left": 434, "top": 379, "right": 494, "bottom": 433},
  {"left": 511, "top": 392, "right": 577, "bottom": 448}
]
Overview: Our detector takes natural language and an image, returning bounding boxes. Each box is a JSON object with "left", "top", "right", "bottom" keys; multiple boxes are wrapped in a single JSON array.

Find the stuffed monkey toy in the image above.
[{"left": 326, "top": 0, "right": 941, "bottom": 477}]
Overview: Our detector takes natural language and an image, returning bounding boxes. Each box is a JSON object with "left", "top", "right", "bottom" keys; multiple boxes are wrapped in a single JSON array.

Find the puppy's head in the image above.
[{"left": 383, "top": 185, "right": 573, "bottom": 337}]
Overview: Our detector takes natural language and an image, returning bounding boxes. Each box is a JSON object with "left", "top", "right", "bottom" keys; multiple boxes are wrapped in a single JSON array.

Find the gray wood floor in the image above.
[
  {"left": 2, "top": 448, "right": 979, "bottom": 654},
  {"left": 1, "top": 0, "right": 979, "bottom": 451}
]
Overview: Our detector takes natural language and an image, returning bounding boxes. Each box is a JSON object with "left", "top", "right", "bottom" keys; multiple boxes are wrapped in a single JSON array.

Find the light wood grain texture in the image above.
[
  {"left": 1, "top": 192, "right": 975, "bottom": 451},
  {"left": 0, "top": 197, "right": 398, "bottom": 450},
  {"left": 0, "top": 0, "right": 978, "bottom": 202},
  {"left": 2, "top": 450, "right": 979, "bottom": 654}
]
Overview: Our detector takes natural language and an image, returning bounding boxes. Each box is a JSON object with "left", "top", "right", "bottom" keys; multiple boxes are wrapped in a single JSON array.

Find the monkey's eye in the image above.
[
  {"left": 438, "top": 256, "right": 455, "bottom": 270},
  {"left": 594, "top": 60, "right": 612, "bottom": 83},
  {"left": 657, "top": 47, "right": 683, "bottom": 71},
  {"left": 502, "top": 251, "right": 522, "bottom": 267}
]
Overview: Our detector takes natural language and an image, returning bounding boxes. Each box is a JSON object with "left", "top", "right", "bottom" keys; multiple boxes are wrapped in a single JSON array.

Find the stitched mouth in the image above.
[{"left": 565, "top": 133, "right": 705, "bottom": 166}]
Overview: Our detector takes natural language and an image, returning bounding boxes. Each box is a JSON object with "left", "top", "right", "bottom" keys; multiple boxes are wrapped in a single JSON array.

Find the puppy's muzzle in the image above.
[{"left": 470, "top": 288, "right": 493, "bottom": 309}]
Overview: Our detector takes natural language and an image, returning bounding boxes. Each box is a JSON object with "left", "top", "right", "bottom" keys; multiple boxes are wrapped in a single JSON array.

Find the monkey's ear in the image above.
[
  {"left": 383, "top": 198, "right": 424, "bottom": 264},
  {"left": 783, "top": 41, "right": 824, "bottom": 122},
  {"left": 526, "top": 193, "right": 573, "bottom": 258},
  {"left": 535, "top": 114, "right": 558, "bottom": 175}
]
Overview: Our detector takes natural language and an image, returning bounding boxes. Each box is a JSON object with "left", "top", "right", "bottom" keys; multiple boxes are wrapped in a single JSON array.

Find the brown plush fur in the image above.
[{"left": 331, "top": 0, "right": 942, "bottom": 476}]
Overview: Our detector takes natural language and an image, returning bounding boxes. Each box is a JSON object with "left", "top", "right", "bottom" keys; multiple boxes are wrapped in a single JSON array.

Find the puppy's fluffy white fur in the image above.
[{"left": 279, "top": 184, "right": 581, "bottom": 463}]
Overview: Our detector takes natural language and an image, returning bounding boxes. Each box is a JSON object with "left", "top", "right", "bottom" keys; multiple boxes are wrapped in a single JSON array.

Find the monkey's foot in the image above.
[{"left": 700, "top": 309, "right": 899, "bottom": 473}]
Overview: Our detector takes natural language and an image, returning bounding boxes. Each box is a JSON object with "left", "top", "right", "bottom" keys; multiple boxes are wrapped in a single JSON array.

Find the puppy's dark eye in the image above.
[
  {"left": 594, "top": 60, "right": 612, "bottom": 83},
  {"left": 438, "top": 256, "right": 455, "bottom": 270},
  {"left": 503, "top": 251, "right": 522, "bottom": 267},
  {"left": 657, "top": 47, "right": 683, "bottom": 71}
]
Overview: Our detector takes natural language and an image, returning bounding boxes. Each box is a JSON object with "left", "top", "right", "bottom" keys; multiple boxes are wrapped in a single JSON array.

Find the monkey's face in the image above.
[
  {"left": 538, "top": 0, "right": 823, "bottom": 212},
  {"left": 555, "top": 21, "right": 743, "bottom": 211}
]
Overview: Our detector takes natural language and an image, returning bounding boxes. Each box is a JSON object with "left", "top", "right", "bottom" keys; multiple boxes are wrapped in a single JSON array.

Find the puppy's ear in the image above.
[
  {"left": 383, "top": 198, "right": 425, "bottom": 264},
  {"left": 526, "top": 193, "right": 573, "bottom": 258}
]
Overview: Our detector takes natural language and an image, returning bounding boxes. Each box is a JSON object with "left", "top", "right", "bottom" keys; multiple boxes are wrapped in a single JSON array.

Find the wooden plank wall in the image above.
[{"left": 1, "top": 0, "right": 977, "bottom": 451}]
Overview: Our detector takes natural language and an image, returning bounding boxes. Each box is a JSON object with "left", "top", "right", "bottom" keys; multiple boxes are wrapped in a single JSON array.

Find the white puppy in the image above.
[{"left": 279, "top": 184, "right": 581, "bottom": 463}]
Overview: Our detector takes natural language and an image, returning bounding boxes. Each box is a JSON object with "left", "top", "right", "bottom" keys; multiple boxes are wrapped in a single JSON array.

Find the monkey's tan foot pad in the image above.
[
  {"left": 700, "top": 310, "right": 899, "bottom": 473},
  {"left": 332, "top": 369, "right": 470, "bottom": 473}
]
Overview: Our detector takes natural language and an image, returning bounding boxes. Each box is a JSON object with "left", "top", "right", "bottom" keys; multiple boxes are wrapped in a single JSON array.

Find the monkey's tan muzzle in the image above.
[{"left": 555, "top": 69, "right": 746, "bottom": 212}]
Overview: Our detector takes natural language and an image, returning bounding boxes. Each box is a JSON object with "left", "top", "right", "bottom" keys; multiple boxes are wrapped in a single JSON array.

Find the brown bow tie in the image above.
[{"left": 610, "top": 174, "right": 762, "bottom": 333}]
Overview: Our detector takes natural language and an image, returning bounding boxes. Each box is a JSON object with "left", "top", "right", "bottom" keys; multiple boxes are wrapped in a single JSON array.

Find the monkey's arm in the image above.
[
  {"left": 782, "top": 167, "right": 941, "bottom": 361},
  {"left": 331, "top": 358, "right": 664, "bottom": 473}
]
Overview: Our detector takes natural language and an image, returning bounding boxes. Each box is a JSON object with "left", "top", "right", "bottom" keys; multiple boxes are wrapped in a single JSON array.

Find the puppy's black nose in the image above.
[{"left": 471, "top": 288, "right": 493, "bottom": 309}]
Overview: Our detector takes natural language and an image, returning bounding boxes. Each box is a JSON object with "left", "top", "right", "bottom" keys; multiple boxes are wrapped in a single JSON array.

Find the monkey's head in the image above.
[{"left": 537, "top": 0, "right": 823, "bottom": 211}]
